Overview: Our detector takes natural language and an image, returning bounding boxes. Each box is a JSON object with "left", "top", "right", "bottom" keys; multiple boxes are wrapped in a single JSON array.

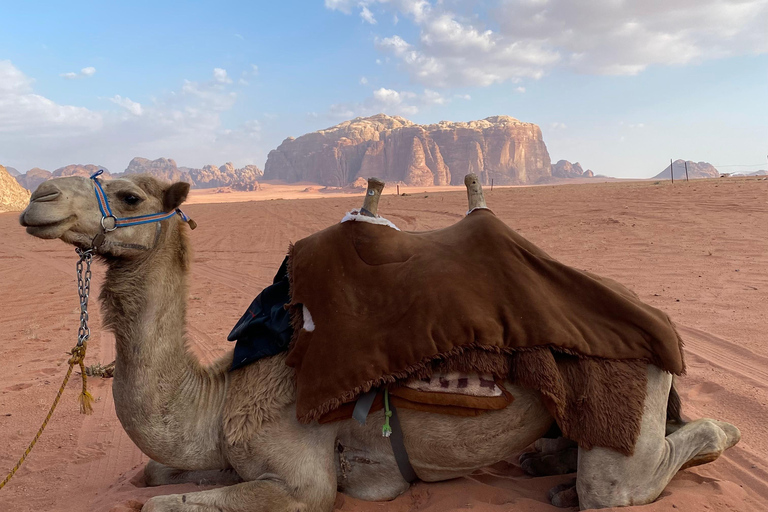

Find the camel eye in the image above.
[{"left": 122, "top": 194, "right": 142, "bottom": 206}]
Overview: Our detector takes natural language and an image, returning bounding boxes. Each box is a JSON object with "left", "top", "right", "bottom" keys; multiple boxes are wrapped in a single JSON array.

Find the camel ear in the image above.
[{"left": 163, "top": 182, "right": 190, "bottom": 211}]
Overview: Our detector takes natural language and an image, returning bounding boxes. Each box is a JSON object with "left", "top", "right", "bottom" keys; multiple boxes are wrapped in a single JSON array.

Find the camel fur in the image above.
[{"left": 19, "top": 173, "right": 741, "bottom": 511}]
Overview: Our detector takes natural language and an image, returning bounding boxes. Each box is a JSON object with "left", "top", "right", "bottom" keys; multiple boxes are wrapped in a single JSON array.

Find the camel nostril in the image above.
[{"left": 30, "top": 190, "right": 61, "bottom": 203}]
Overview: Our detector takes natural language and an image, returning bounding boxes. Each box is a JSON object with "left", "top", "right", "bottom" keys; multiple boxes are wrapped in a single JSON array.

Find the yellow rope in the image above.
[{"left": 0, "top": 342, "right": 93, "bottom": 491}]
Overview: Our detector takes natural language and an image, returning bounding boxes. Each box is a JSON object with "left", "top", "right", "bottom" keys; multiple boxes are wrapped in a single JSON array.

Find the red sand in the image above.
[{"left": 1, "top": 178, "right": 767, "bottom": 511}]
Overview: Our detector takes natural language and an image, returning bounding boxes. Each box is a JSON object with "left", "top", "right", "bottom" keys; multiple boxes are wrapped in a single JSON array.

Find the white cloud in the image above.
[
  {"left": 454, "top": 93, "right": 471, "bottom": 100},
  {"left": 360, "top": 6, "right": 377, "bottom": 24},
  {"left": 551, "top": 122, "right": 567, "bottom": 130},
  {"left": 110, "top": 95, "right": 143, "bottom": 116},
  {"left": 515, "top": 86, "right": 526, "bottom": 93},
  {"left": 360, "top": 76, "right": 368, "bottom": 85},
  {"left": 60, "top": 66, "right": 96, "bottom": 79},
  {"left": 213, "top": 68, "right": 232, "bottom": 84},
  {"left": 0, "top": 60, "right": 265, "bottom": 172},
  {"left": 1, "top": 60, "right": 102, "bottom": 136},
  {"left": 328, "top": 86, "right": 448, "bottom": 118},
  {"left": 326, "top": 0, "right": 768, "bottom": 86}
]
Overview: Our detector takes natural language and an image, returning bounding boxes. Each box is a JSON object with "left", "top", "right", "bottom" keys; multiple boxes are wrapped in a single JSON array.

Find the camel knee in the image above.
[
  {"left": 677, "top": 419, "right": 739, "bottom": 470},
  {"left": 144, "top": 460, "right": 177, "bottom": 487}
]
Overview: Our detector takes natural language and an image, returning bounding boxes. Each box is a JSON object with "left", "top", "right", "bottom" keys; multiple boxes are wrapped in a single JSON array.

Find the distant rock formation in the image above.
[
  {"left": 264, "top": 114, "right": 552, "bottom": 186},
  {"left": 653, "top": 160, "right": 719, "bottom": 180},
  {"left": 53, "top": 164, "right": 111, "bottom": 179},
  {"left": 15, "top": 168, "right": 52, "bottom": 191},
  {"left": 124, "top": 157, "right": 189, "bottom": 183},
  {"left": 122, "top": 157, "right": 262, "bottom": 191},
  {"left": 6, "top": 166, "right": 20, "bottom": 177},
  {"left": 732, "top": 170, "right": 768, "bottom": 177},
  {"left": 551, "top": 160, "right": 594, "bottom": 179},
  {"left": 1, "top": 165, "right": 31, "bottom": 212},
  {"left": 13, "top": 158, "right": 262, "bottom": 192}
]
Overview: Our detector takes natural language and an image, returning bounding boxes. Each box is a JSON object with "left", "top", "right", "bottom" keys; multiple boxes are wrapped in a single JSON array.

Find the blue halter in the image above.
[{"left": 89, "top": 170, "right": 194, "bottom": 232}]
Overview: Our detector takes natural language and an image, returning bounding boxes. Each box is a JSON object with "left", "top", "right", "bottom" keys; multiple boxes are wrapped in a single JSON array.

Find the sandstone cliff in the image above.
[
  {"left": 122, "top": 157, "right": 262, "bottom": 191},
  {"left": 53, "top": 164, "right": 111, "bottom": 179},
  {"left": 263, "top": 114, "right": 551, "bottom": 186},
  {"left": 124, "top": 157, "right": 189, "bottom": 183},
  {"left": 653, "top": 160, "right": 719, "bottom": 180},
  {"left": 15, "top": 168, "right": 52, "bottom": 191},
  {"left": 0, "top": 165, "right": 31, "bottom": 212},
  {"left": 552, "top": 160, "right": 594, "bottom": 179}
]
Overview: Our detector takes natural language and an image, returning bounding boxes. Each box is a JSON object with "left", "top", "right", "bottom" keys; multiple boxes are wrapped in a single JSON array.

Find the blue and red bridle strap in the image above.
[{"left": 89, "top": 170, "right": 191, "bottom": 232}]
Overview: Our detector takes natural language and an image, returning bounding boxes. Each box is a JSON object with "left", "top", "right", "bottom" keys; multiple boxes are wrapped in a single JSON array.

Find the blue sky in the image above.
[{"left": 0, "top": 0, "right": 766, "bottom": 178}]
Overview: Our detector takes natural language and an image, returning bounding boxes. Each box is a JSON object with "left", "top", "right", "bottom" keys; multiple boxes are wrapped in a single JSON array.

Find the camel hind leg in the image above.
[{"left": 576, "top": 364, "right": 740, "bottom": 509}]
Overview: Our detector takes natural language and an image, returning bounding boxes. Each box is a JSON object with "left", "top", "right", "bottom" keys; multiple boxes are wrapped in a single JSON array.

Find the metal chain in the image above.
[
  {"left": 75, "top": 248, "right": 93, "bottom": 346},
  {"left": 1, "top": 248, "right": 95, "bottom": 491}
]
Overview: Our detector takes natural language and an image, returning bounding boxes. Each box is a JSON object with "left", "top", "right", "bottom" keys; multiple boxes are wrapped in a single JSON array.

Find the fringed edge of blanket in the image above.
[
  {"left": 285, "top": 242, "right": 688, "bottom": 456},
  {"left": 295, "top": 341, "right": 685, "bottom": 456}
]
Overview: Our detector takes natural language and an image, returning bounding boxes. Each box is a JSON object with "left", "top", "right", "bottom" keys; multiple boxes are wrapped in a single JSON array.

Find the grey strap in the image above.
[
  {"left": 352, "top": 389, "right": 378, "bottom": 425},
  {"left": 388, "top": 401, "right": 418, "bottom": 483}
]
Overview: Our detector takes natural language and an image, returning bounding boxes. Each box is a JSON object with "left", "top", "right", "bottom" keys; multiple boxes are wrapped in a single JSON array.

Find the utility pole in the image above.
[
  {"left": 684, "top": 161, "right": 689, "bottom": 182},
  {"left": 670, "top": 159, "right": 674, "bottom": 183}
]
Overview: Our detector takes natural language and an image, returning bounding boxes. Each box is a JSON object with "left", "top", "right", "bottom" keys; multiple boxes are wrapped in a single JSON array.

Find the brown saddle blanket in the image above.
[{"left": 286, "top": 208, "right": 685, "bottom": 454}]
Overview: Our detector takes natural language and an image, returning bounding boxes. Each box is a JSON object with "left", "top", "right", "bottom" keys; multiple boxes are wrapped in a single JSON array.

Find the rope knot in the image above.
[{"left": 68, "top": 344, "right": 87, "bottom": 366}]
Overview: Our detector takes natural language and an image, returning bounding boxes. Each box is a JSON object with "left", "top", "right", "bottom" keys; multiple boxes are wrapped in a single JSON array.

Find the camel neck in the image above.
[{"left": 100, "top": 233, "right": 229, "bottom": 469}]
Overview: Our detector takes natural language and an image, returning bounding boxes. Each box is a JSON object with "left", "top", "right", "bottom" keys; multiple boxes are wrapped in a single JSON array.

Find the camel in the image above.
[{"left": 18, "top": 172, "right": 740, "bottom": 512}]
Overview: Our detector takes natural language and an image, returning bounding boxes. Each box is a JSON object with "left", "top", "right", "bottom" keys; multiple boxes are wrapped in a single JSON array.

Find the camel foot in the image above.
[
  {"left": 519, "top": 437, "right": 578, "bottom": 476},
  {"left": 547, "top": 477, "right": 578, "bottom": 508},
  {"left": 142, "top": 493, "right": 307, "bottom": 512},
  {"left": 680, "top": 419, "right": 741, "bottom": 470}
]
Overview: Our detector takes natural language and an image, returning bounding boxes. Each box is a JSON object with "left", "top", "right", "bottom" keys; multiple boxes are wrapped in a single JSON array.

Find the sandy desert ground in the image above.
[{"left": 1, "top": 177, "right": 767, "bottom": 511}]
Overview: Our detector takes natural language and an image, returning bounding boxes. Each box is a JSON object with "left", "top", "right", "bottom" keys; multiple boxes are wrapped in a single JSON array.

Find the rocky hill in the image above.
[
  {"left": 15, "top": 158, "right": 263, "bottom": 192},
  {"left": 122, "top": 157, "right": 262, "bottom": 191},
  {"left": 6, "top": 166, "right": 20, "bottom": 177},
  {"left": 653, "top": 160, "right": 719, "bottom": 180},
  {"left": 15, "top": 168, "right": 52, "bottom": 191},
  {"left": 124, "top": 157, "right": 188, "bottom": 183},
  {"left": 264, "top": 114, "right": 552, "bottom": 186},
  {"left": 552, "top": 160, "right": 594, "bottom": 179},
  {"left": 0, "top": 165, "right": 31, "bottom": 212},
  {"left": 53, "top": 164, "right": 111, "bottom": 179}
]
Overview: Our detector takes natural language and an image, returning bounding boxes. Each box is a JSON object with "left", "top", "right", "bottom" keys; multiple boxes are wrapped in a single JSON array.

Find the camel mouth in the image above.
[{"left": 20, "top": 214, "right": 76, "bottom": 238}]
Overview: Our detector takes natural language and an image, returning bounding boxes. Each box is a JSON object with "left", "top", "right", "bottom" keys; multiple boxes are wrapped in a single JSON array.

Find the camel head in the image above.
[{"left": 19, "top": 173, "right": 191, "bottom": 259}]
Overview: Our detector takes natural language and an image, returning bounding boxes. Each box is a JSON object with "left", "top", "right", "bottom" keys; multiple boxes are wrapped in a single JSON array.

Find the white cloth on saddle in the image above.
[{"left": 403, "top": 372, "right": 502, "bottom": 397}]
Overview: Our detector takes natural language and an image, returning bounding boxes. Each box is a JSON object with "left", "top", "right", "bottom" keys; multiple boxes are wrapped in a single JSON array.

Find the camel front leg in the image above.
[
  {"left": 576, "top": 365, "right": 740, "bottom": 509},
  {"left": 141, "top": 478, "right": 306, "bottom": 512},
  {"left": 143, "top": 460, "right": 243, "bottom": 487}
]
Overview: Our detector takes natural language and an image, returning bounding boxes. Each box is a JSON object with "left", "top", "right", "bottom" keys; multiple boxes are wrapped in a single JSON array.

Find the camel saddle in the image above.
[{"left": 286, "top": 208, "right": 686, "bottom": 455}]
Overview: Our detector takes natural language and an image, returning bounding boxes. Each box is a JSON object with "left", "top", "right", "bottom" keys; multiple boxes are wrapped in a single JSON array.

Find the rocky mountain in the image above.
[
  {"left": 6, "top": 166, "right": 20, "bottom": 177},
  {"left": 653, "top": 160, "right": 719, "bottom": 180},
  {"left": 53, "top": 164, "right": 111, "bottom": 179},
  {"left": 15, "top": 168, "right": 52, "bottom": 191},
  {"left": 551, "top": 160, "right": 594, "bottom": 179},
  {"left": 121, "top": 157, "right": 262, "bottom": 191},
  {"left": 264, "top": 114, "right": 552, "bottom": 186},
  {"left": 1, "top": 165, "right": 31, "bottom": 212},
  {"left": 124, "top": 157, "right": 188, "bottom": 183}
]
